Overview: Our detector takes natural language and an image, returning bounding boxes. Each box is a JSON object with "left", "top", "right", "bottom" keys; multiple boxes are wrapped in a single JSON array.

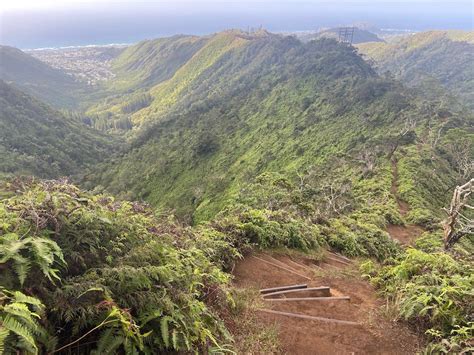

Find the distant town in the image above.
[{"left": 26, "top": 45, "right": 127, "bottom": 85}]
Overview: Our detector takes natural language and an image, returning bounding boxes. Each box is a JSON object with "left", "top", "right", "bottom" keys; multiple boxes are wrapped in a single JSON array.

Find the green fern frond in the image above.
[
  {"left": 160, "top": 316, "right": 170, "bottom": 348},
  {"left": 1, "top": 315, "right": 38, "bottom": 352},
  {"left": 10, "top": 291, "right": 43, "bottom": 308},
  {"left": 95, "top": 328, "right": 124, "bottom": 354},
  {"left": 0, "top": 327, "right": 9, "bottom": 354},
  {"left": 3, "top": 303, "right": 40, "bottom": 328}
]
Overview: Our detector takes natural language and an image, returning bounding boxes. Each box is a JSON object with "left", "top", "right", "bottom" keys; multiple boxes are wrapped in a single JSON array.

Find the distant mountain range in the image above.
[
  {"left": 0, "top": 29, "right": 472, "bottom": 221},
  {"left": 357, "top": 30, "right": 474, "bottom": 109},
  {"left": 0, "top": 28, "right": 473, "bottom": 354},
  {"left": 290, "top": 27, "right": 384, "bottom": 44},
  {"left": 78, "top": 30, "right": 471, "bottom": 223}
]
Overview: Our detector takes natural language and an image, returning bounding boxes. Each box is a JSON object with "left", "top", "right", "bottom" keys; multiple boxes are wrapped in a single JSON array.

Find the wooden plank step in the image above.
[
  {"left": 262, "top": 286, "right": 330, "bottom": 298},
  {"left": 260, "top": 284, "right": 308, "bottom": 294},
  {"left": 325, "top": 256, "right": 351, "bottom": 265},
  {"left": 327, "top": 251, "right": 352, "bottom": 263},
  {"left": 252, "top": 255, "right": 312, "bottom": 280},
  {"left": 258, "top": 309, "right": 360, "bottom": 326},
  {"left": 263, "top": 296, "right": 350, "bottom": 302}
]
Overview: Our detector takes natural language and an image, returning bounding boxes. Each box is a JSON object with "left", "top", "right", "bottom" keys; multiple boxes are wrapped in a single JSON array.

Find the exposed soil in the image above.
[
  {"left": 232, "top": 160, "right": 428, "bottom": 353},
  {"left": 386, "top": 224, "right": 424, "bottom": 245},
  {"left": 233, "top": 252, "right": 423, "bottom": 354}
]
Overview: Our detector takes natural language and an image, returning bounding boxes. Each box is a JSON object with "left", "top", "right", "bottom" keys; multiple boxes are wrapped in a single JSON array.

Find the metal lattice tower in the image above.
[{"left": 338, "top": 27, "right": 355, "bottom": 44}]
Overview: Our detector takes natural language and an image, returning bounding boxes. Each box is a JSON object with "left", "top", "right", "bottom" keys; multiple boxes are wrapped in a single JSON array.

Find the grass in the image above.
[{"left": 226, "top": 288, "right": 281, "bottom": 353}]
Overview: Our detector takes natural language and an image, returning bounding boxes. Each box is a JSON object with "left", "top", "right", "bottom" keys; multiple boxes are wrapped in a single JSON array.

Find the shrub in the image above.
[
  {"left": 366, "top": 248, "right": 474, "bottom": 352},
  {"left": 0, "top": 179, "right": 232, "bottom": 353}
]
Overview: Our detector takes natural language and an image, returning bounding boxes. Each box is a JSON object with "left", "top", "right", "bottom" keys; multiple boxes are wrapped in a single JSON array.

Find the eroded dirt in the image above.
[
  {"left": 386, "top": 224, "right": 424, "bottom": 245},
  {"left": 233, "top": 252, "right": 423, "bottom": 354}
]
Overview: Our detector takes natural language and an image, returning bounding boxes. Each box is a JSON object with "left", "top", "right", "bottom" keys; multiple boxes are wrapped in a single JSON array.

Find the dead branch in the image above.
[{"left": 444, "top": 178, "right": 474, "bottom": 249}]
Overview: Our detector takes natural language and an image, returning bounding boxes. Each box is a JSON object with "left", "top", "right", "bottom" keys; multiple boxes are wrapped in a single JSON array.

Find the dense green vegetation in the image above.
[
  {"left": 0, "top": 176, "right": 403, "bottom": 353},
  {"left": 0, "top": 80, "right": 117, "bottom": 178},
  {"left": 0, "top": 178, "right": 231, "bottom": 353},
  {"left": 85, "top": 31, "right": 472, "bottom": 224},
  {"left": 357, "top": 30, "right": 474, "bottom": 110},
  {"left": 0, "top": 29, "right": 472, "bottom": 353},
  {"left": 362, "top": 232, "right": 473, "bottom": 353}
]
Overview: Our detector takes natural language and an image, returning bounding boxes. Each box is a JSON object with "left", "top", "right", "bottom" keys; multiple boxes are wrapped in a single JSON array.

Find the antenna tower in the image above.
[{"left": 338, "top": 27, "right": 355, "bottom": 44}]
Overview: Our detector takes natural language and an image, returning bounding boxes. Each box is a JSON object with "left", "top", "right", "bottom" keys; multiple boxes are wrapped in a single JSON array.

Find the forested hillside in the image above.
[
  {"left": 0, "top": 46, "right": 88, "bottom": 108},
  {"left": 0, "top": 80, "right": 117, "bottom": 178},
  {"left": 357, "top": 31, "right": 474, "bottom": 109},
  {"left": 85, "top": 31, "right": 472, "bottom": 224},
  {"left": 0, "top": 30, "right": 473, "bottom": 353}
]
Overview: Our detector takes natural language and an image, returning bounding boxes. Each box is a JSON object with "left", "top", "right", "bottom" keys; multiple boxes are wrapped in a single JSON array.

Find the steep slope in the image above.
[
  {"left": 87, "top": 31, "right": 472, "bottom": 224},
  {"left": 86, "top": 31, "right": 255, "bottom": 128},
  {"left": 0, "top": 45, "right": 86, "bottom": 108},
  {"left": 0, "top": 80, "right": 116, "bottom": 178},
  {"left": 357, "top": 31, "right": 474, "bottom": 109},
  {"left": 110, "top": 35, "right": 208, "bottom": 92},
  {"left": 2, "top": 31, "right": 472, "bottom": 354}
]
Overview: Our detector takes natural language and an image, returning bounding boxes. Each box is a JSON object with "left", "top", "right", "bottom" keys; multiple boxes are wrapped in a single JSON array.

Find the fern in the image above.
[
  {"left": 0, "top": 233, "right": 65, "bottom": 286},
  {"left": 0, "top": 327, "right": 9, "bottom": 354},
  {"left": 160, "top": 316, "right": 170, "bottom": 348},
  {"left": 94, "top": 328, "right": 124, "bottom": 354},
  {"left": 1, "top": 316, "right": 37, "bottom": 352},
  {"left": 0, "top": 289, "right": 45, "bottom": 354}
]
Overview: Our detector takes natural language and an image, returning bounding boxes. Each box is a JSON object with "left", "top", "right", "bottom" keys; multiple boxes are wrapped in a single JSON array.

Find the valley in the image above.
[{"left": 0, "top": 26, "right": 472, "bottom": 354}]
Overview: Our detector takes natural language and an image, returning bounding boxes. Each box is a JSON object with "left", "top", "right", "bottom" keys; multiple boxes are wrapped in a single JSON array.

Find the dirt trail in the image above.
[
  {"left": 388, "top": 159, "right": 424, "bottom": 245},
  {"left": 233, "top": 252, "right": 422, "bottom": 354},
  {"left": 232, "top": 160, "right": 427, "bottom": 353}
]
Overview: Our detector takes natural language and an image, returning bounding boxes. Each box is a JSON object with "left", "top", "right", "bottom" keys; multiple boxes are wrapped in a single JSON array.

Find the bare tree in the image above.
[
  {"left": 321, "top": 181, "right": 352, "bottom": 216},
  {"left": 424, "top": 120, "right": 448, "bottom": 151},
  {"left": 355, "top": 147, "right": 377, "bottom": 176},
  {"left": 445, "top": 139, "right": 474, "bottom": 181},
  {"left": 443, "top": 178, "right": 474, "bottom": 249},
  {"left": 387, "top": 115, "right": 418, "bottom": 159}
]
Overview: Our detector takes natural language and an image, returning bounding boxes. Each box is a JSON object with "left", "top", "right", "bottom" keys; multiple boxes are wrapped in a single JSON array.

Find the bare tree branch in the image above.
[{"left": 444, "top": 178, "right": 474, "bottom": 249}]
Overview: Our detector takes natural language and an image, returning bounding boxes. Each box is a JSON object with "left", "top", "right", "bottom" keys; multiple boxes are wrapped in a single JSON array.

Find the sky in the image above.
[{"left": 1, "top": 0, "right": 472, "bottom": 48}]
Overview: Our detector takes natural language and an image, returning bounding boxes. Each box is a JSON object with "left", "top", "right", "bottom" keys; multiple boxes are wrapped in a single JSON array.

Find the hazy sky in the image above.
[
  {"left": 1, "top": 0, "right": 472, "bottom": 10},
  {"left": 1, "top": 0, "right": 472, "bottom": 48}
]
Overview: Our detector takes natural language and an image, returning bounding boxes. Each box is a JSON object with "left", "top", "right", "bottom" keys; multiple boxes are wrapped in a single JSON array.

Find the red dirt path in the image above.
[{"left": 233, "top": 253, "right": 423, "bottom": 354}]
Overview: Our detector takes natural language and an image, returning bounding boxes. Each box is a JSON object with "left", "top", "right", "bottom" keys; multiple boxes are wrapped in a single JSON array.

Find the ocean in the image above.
[{"left": 1, "top": 2, "right": 472, "bottom": 49}]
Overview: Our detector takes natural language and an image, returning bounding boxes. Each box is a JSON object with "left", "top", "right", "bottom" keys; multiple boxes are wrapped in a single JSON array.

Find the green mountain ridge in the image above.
[
  {"left": 84, "top": 31, "right": 473, "bottom": 225},
  {"left": 110, "top": 35, "right": 209, "bottom": 92},
  {"left": 357, "top": 30, "right": 474, "bottom": 109},
  {"left": 0, "top": 29, "right": 473, "bottom": 353}
]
